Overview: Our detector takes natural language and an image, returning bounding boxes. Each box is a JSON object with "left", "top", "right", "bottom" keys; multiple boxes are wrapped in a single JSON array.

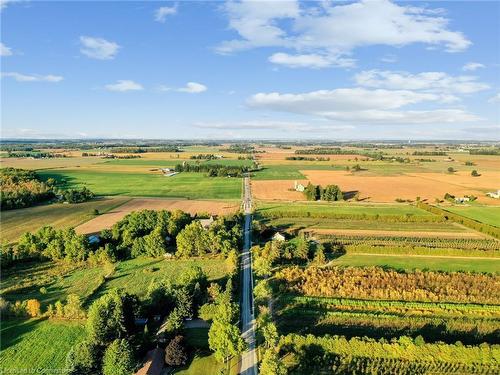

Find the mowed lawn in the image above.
[
  {"left": 0, "top": 319, "right": 85, "bottom": 371},
  {"left": 0, "top": 197, "right": 129, "bottom": 243},
  {"left": 445, "top": 206, "right": 500, "bottom": 227},
  {"left": 330, "top": 253, "right": 499, "bottom": 273},
  {"left": 256, "top": 202, "right": 434, "bottom": 218},
  {"left": 38, "top": 170, "right": 242, "bottom": 199}
]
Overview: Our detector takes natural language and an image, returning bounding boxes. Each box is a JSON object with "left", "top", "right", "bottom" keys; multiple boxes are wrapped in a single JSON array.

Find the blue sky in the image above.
[{"left": 1, "top": 0, "right": 499, "bottom": 140}]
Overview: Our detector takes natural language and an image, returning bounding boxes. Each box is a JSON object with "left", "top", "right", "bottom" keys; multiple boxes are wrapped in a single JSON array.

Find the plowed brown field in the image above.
[{"left": 75, "top": 198, "right": 240, "bottom": 234}]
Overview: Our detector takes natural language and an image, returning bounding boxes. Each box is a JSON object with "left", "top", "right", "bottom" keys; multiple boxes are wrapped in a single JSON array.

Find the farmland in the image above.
[
  {"left": 38, "top": 170, "right": 242, "bottom": 199},
  {"left": 1, "top": 141, "right": 499, "bottom": 375},
  {"left": 0, "top": 196, "right": 130, "bottom": 243}
]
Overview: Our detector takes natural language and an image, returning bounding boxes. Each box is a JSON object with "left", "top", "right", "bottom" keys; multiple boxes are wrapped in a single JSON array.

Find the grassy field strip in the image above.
[
  {"left": 445, "top": 206, "right": 500, "bottom": 228},
  {"left": 0, "top": 319, "right": 86, "bottom": 371},
  {"left": 0, "top": 196, "right": 131, "bottom": 243},
  {"left": 37, "top": 170, "right": 242, "bottom": 199},
  {"left": 311, "top": 228, "right": 484, "bottom": 238},
  {"left": 328, "top": 253, "right": 499, "bottom": 273}
]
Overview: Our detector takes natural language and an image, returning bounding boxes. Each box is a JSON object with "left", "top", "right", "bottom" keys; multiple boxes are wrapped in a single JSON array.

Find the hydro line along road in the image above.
[{"left": 239, "top": 176, "right": 258, "bottom": 375}]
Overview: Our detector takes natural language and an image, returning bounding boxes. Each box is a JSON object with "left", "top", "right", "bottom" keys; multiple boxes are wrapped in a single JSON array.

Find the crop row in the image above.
[
  {"left": 258, "top": 210, "right": 444, "bottom": 223},
  {"left": 275, "top": 266, "right": 500, "bottom": 304},
  {"left": 319, "top": 234, "right": 500, "bottom": 251},
  {"left": 280, "top": 334, "right": 500, "bottom": 374}
]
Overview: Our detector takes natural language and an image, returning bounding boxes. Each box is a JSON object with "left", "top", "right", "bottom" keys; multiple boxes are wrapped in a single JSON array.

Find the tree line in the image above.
[
  {"left": 0, "top": 168, "right": 95, "bottom": 210},
  {"left": 174, "top": 162, "right": 252, "bottom": 177},
  {"left": 303, "top": 183, "right": 344, "bottom": 201}
]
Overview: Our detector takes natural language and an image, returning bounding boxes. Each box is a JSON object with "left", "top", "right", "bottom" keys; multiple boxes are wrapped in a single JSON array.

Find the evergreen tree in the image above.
[{"left": 102, "top": 339, "right": 135, "bottom": 375}]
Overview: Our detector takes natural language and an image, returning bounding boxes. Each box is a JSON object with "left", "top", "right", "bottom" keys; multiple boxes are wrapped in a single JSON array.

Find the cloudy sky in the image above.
[{"left": 1, "top": 0, "right": 499, "bottom": 140}]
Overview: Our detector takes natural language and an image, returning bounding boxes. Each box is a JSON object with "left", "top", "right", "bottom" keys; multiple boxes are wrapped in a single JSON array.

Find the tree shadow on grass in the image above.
[{"left": 0, "top": 318, "right": 46, "bottom": 351}]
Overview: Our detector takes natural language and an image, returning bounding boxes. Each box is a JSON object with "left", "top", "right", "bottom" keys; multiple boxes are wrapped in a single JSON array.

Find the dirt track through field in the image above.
[
  {"left": 309, "top": 228, "right": 485, "bottom": 238},
  {"left": 75, "top": 198, "right": 240, "bottom": 234}
]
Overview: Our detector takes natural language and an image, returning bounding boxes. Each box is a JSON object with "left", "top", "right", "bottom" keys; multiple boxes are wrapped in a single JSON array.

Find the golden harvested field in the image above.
[
  {"left": 252, "top": 169, "right": 500, "bottom": 205},
  {"left": 252, "top": 180, "right": 306, "bottom": 201},
  {"left": 303, "top": 170, "right": 500, "bottom": 204},
  {"left": 0, "top": 156, "right": 104, "bottom": 170},
  {"left": 308, "top": 228, "right": 485, "bottom": 238},
  {"left": 75, "top": 198, "right": 240, "bottom": 234}
]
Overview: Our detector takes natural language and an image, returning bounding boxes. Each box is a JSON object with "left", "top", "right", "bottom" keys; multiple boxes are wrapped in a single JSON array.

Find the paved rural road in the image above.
[{"left": 239, "top": 176, "right": 258, "bottom": 375}]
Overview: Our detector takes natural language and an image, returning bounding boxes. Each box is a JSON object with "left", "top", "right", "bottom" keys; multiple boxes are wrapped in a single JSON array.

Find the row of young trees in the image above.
[
  {"left": 303, "top": 183, "right": 344, "bottom": 201},
  {"left": 275, "top": 266, "right": 500, "bottom": 304},
  {"left": 278, "top": 334, "right": 499, "bottom": 374},
  {"left": 252, "top": 237, "right": 327, "bottom": 277}
]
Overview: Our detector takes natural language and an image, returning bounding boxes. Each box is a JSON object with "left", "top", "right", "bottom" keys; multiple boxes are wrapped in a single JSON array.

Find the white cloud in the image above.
[
  {"left": 249, "top": 88, "right": 443, "bottom": 113},
  {"left": 488, "top": 93, "right": 500, "bottom": 104},
  {"left": 247, "top": 87, "right": 480, "bottom": 125},
  {"left": 80, "top": 36, "right": 120, "bottom": 60},
  {"left": 0, "top": 42, "right": 12, "bottom": 56},
  {"left": 178, "top": 82, "right": 207, "bottom": 93},
  {"left": 193, "top": 120, "right": 307, "bottom": 131},
  {"left": 105, "top": 80, "right": 143, "bottom": 92},
  {"left": 269, "top": 52, "right": 354, "bottom": 69},
  {"left": 355, "top": 70, "right": 489, "bottom": 94},
  {"left": 155, "top": 5, "right": 177, "bottom": 23},
  {"left": 462, "top": 62, "right": 485, "bottom": 71},
  {"left": 2, "top": 72, "right": 63, "bottom": 82},
  {"left": 380, "top": 54, "right": 397, "bottom": 63},
  {"left": 218, "top": 0, "right": 471, "bottom": 68}
]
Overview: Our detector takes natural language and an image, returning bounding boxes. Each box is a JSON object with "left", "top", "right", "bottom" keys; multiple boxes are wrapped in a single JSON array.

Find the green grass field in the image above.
[
  {"left": 445, "top": 206, "right": 500, "bottom": 227},
  {"left": 252, "top": 164, "right": 341, "bottom": 180},
  {"left": 91, "top": 257, "right": 230, "bottom": 302},
  {"left": 0, "top": 197, "right": 129, "bottom": 243},
  {"left": 256, "top": 202, "right": 434, "bottom": 218},
  {"left": 38, "top": 170, "right": 242, "bottom": 199},
  {"left": 0, "top": 319, "right": 85, "bottom": 371},
  {"left": 329, "top": 253, "right": 499, "bottom": 273}
]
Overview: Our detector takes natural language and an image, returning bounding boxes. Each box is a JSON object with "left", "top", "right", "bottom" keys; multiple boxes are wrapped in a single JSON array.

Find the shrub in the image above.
[{"left": 165, "top": 335, "right": 188, "bottom": 366}]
